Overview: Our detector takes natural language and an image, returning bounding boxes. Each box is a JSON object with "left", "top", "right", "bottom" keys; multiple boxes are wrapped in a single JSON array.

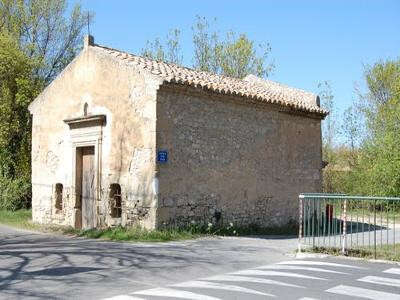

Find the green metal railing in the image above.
[{"left": 298, "top": 193, "right": 400, "bottom": 259}]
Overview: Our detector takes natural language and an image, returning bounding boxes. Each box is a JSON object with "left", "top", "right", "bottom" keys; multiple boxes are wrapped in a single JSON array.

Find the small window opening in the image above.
[
  {"left": 109, "top": 184, "right": 122, "bottom": 218},
  {"left": 55, "top": 183, "right": 63, "bottom": 211},
  {"left": 83, "top": 103, "right": 88, "bottom": 116}
]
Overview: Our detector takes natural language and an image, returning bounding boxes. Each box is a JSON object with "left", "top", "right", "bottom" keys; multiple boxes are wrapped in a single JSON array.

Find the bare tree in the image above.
[{"left": 318, "top": 81, "right": 337, "bottom": 149}]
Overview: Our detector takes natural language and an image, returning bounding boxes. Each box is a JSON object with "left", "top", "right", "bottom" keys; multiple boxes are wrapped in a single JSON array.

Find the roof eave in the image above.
[{"left": 161, "top": 81, "right": 328, "bottom": 119}]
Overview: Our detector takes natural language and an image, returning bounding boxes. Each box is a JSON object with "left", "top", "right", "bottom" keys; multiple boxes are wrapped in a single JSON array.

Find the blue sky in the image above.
[{"left": 75, "top": 0, "right": 400, "bottom": 115}]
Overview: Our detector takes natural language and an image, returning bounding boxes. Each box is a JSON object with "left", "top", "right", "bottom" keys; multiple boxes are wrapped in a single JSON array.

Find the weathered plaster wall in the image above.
[
  {"left": 29, "top": 46, "right": 160, "bottom": 229},
  {"left": 156, "top": 85, "right": 323, "bottom": 228}
]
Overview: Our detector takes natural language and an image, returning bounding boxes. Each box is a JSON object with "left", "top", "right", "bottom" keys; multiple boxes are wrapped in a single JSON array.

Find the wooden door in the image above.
[{"left": 81, "top": 146, "right": 95, "bottom": 229}]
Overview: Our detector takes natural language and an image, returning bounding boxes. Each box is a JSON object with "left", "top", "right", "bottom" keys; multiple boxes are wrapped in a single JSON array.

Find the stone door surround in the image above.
[{"left": 64, "top": 114, "right": 106, "bottom": 228}]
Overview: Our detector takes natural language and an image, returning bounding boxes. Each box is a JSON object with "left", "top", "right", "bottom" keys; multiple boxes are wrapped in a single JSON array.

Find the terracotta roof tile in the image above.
[{"left": 94, "top": 45, "right": 327, "bottom": 117}]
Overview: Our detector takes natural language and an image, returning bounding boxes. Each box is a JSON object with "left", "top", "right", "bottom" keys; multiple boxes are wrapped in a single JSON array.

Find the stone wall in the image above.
[
  {"left": 155, "top": 84, "right": 323, "bottom": 228},
  {"left": 29, "top": 45, "right": 161, "bottom": 229}
]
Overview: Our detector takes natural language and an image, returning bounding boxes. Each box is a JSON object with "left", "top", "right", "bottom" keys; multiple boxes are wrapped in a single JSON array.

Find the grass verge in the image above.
[
  {"left": 0, "top": 209, "right": 39, "bottom": 230},
  {"left": 0, "top": 209, "right": 298, "bottom": 242},
  {"left": 306, "top": 245, "right": 400, "bottom": 262},
  {"left": 0, "top": 210, "right": 202, "bottom": 241},
  {"left": 79, "top": 226, "right": 203, "bottom": 242}
]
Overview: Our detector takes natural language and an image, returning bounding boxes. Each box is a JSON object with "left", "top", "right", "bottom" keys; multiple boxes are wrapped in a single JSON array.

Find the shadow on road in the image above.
[{"left": 0, "top": 226, "right": 297, "bottom": 299}]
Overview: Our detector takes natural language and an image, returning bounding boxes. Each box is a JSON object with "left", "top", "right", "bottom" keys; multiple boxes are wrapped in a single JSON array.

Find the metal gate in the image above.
[{"left": 298, "top": 193, "right": 400, "bottom": 259}]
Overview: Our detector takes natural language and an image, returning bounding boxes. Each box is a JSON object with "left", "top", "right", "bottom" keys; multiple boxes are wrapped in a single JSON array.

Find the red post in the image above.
[{"left": 326, "top": 204, "right": 333, "bottom": 223}]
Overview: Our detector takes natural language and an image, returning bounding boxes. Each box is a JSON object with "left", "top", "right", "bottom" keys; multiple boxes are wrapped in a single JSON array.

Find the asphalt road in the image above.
[
  {"left": 0, "top": 225, "right": 296, "bottom": 299},
  {"left": 1, "top": 225, "right": 400, "bottom": 299},
  {"left": 115, "top": 258, "right": 400, "bottom": 300}
]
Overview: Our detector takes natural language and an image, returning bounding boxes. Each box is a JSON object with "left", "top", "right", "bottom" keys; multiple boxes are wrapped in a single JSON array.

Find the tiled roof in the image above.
[{"left": 94, "top": 44, "right": 327, "bottom": 117}]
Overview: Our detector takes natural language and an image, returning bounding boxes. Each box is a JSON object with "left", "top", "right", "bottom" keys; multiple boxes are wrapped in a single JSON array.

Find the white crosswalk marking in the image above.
[
  {"left": 173, "top": 280, "right": 274, "bottom": 297},
  {"left": 104, "top": 296, "right": 146, "bottom": 300},
  {"left": 326, "top": 284, "right": 400, "bottom": 300},
  {"left": 256, "top": 264, "right": 349, "bottom": 274},
  {"left": 103, "top": 259, "right": 400, "bottom": 300},
  {"left": 231, "top": 269, "right": 327, "bottom": 280},
  {"left": 133, "top": 287, "right": 221, "bottom": 300},
  {"left": 384, "top": 268, "right": 400, "bottom": 275},
  {"left": 205, "top": 274, "right": 304, "bottom": 288},
  {"left": 358, "top": 275, "right": 400, "bottom": 288},
  {"left": 277, "top": 260, "right": 366, "bottom": 269}
]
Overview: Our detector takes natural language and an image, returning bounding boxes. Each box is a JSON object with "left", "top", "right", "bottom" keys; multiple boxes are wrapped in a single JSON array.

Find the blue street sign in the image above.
[{"left": 157, "top": 150, "right": 168, "bottom": 163}]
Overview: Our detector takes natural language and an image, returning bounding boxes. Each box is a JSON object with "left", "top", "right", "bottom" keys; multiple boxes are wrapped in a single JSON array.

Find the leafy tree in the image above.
[
  {"left": 357, "top": 60, "right": 400, "bottom": 196},
  {"left": 319, "top": 59, "right": 400, "bottom": 196},
  {"left": 318, "top": 81, "right": 351, "bottom": 193},
  {"left": 0, "top": 31, "right": 43, "bottom": 209},
  {"left": 142, "top": 29, "right": 183, "bottom": 65},
  {"left": 191, "top": 16, "right": 219, "bottom": 74},
  {"left": 318, "top": 81, "right": 336, "bottom": 192},
  {"left": 142, "top": 16, "right": 274, "bottom": 79},
  {"left": 0, "top": 0, "right": 92, "bottom": 83},
  {"left": 341, "top": 104, "right": 364, "bottom": 168},
  {"left": 213, "top": 31, "right": 273, "bottom": 78},
  {"left": 0, "top": 0, "right": 92, "bottom": 210},
  {"left": 341, "top": 105, "right": 362, "bottom": 152},
  {"left": 165, "top": 29, "right": 183, "bottom": 65},
  {"left": 329, "top": 59, "right": 400, "bottom": 196},
  {"left": 364, "top": 59, "right": 400, "bottom": 106},
  {"left": 142, "top": 37, "right": 166, "bottom": 62}
]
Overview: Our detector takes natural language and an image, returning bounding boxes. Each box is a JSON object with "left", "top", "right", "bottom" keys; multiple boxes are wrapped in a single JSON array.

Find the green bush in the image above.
[{"left": 0, "top": 174, "right": 31, "bottom": 211}]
